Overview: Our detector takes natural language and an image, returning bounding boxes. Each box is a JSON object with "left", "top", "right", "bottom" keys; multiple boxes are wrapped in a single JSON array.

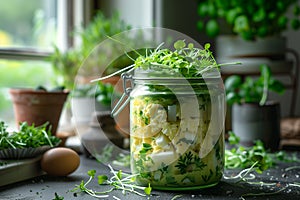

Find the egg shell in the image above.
[{"left": 41, "top": 147, "right": 80, "bottom": 176}]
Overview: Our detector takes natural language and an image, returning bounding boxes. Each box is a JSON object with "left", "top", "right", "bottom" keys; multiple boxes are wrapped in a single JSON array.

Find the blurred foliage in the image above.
[{"left": 197, "top": 0, "right": 300, "bottom": 40}]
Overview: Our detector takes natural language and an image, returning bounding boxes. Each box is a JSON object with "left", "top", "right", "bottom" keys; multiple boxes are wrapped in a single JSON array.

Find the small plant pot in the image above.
[
  {"left": 71, "top": 97, "right": 95, "bottom": 123},
  {"left": 9, "top": 88, "right": 69, "bottom": 136},
  {"left": 232, "top": 101, "right": 281, "bottom": 150}
]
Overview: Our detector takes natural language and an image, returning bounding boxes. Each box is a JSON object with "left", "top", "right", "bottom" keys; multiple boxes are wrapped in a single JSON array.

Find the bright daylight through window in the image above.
[{"left": 0, "top": 0, "right": 58, "bottom": 124}]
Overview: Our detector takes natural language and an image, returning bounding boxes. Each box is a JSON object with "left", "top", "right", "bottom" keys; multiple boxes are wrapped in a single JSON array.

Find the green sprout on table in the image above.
[
  {"left": 72, "top": 164, "right": 152, "bottom": 199},
  {"left": 225, "top": 131, "right": 300, "bottom": 173}
]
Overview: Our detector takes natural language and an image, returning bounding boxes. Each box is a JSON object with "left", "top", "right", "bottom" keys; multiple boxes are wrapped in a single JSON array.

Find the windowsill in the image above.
[{"left": 0, "top": 48, "right": 52, "bottom": 60}]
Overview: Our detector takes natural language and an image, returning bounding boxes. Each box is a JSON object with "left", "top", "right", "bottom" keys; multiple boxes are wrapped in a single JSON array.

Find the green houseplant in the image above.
[
  {"left": 71, "top": 82, "right": 114, "bottom": 122},
  {"left": 49, "top": 11, "right": 132, "bottom": 89},
  {"left": 197, "top": 0, "right": 300, "bottom": 40},
  {"left": 225, "top": 64, "right": 285, "bottom": 105},
  {"left": 197, "top": 0, "right": 300, "bottom": 80},
  {"left": 49, "top": 47, "right": 83, "bottom": 90},
  {"left": 225, "top": 64, "right": 285, "bottom": 150},
  {"left": 78, "top": 11, "right": 133, "bottom": 77},
  {"left": 49, "top": 11, "right": 132, "bottom": 123}
]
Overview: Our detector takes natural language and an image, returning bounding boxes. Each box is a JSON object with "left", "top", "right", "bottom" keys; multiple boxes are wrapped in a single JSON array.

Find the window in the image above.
[
  {"left": 0, "top": 0, "right": 83, "bottom": 125},
  {"left": 0, "top": 0, "right": 57, "bottom": 50}
]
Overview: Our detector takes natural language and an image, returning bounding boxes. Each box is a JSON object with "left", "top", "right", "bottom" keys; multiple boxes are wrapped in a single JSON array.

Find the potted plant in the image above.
[
  {"left": 77, "top": 11, "right": 133, "bottom": 78},
  {"left": 225, "top": 64, "right": 285, "bottom": 150},
  {"left": 71, "top": 84, "right": 96, "bottom": 123},
  {"left": 49, "top": 11, "right": 133, "bottom": 126},
  {"left": 95, "top": 81, "right": 114, "bottom": 112},
  {"left": 49, "top": 47, "right": 83, "bottom": 90},
  {"left": 9, "top": 86, "right": 69, "bottom": 136},
  {"left": 49, "top": 11, "right": 133, "bottom": 88},
  {"left": 71, "top": 81, "right": 116, "bottom": 123},
  {"left": 196, "top": 0, "right": 300, "bottom": 74}
]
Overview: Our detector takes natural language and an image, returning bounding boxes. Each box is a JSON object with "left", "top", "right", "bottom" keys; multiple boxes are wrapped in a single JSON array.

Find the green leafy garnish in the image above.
[
  {"left": 144, "top": 183, "right": 152, "bottom": 195},
  {"left": 0, "top": 121, "right": 60, "bottom": 150},
  {"left": 92, "top": 39, "right": 239, "bottom": 83},
  {"left": 134, "top": 40, "right": 219, "bottom": 78}
]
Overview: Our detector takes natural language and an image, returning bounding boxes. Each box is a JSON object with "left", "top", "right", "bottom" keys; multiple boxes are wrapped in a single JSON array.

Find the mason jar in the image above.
[{"left": 126, "top": 67, "right": 226, "bottom": 190}]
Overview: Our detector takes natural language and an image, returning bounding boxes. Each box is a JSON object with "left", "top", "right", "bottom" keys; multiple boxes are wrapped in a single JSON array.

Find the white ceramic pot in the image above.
[
  {"left": 71, "top": 97, "right": 95, "bottom": 123},
  {"left": 216, "top": 35, "right": 293, "bottom": 75}
]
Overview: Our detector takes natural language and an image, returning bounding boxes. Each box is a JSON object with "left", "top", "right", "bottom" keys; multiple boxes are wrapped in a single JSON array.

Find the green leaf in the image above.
[
  {"left": 197, "top": 3, "right": 208, "bottom": 17},
  {"left": 228, "top": 131, "right": 240, "bottom": 145},
  {"left": 188, "top": 43, "right": 194, "bottom": 50},
  {"left": 117, "top": 170, "right": 122, "bottom": 179},
  {"left": 269, "top": 79, "right": 285, "bottom": 94},
  {"left": 226, "top": 8, "right": 241, "bottom": 24},
  {"left": 260, "top": 64, "right": 271, "bottom": 79},
  {"left": 291, "top": 18, "right": 300, "bottom": 30},
  {"left": 225, "top": 75, "right": 242, "bottom": 92},
  {"left": 226, "top": 92, "right": 240, "bottom": 105},
  {"left": 204, "top": 43, "right": 210, "bottom": 50},
  {"left": 97, "top": 175, "right": 108, "bottom": 185},
  {"left": 234, "top": 15, "right": 250, "bottom": 33},
  {"left": 139, "top": 143, "right": 153, "bottom": 154},
  {"left": 174, "top": 40, "right": 186, "bottom": 50},
  {"left": 144, "top": 183, "right": 152, "bottom": 195},
  {"left": 87, "top": 170, "right": 96, "bottom": 178},
  {"left": 205, "top": 19, "right": 219, "bottom": 37}
]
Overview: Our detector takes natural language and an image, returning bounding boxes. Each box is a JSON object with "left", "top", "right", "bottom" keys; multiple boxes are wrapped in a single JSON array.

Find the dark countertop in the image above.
[{"left": 1, "top": 152, "right": 300, "bottom": 200}]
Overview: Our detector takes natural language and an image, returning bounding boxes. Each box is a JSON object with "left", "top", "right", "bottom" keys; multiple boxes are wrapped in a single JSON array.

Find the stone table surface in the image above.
[{"left": 1, "top": 151, "right": 300, "bottom": 200}]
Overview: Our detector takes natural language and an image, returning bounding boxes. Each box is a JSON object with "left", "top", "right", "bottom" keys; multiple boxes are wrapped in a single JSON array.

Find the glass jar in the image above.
[{"left": 126, "top": 68, "right": 226, "bottom": 190}]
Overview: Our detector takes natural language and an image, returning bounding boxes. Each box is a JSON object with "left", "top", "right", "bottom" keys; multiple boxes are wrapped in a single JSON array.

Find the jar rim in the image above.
[{"left": 132, "top": 66, "right": 222, "bottom": 81}]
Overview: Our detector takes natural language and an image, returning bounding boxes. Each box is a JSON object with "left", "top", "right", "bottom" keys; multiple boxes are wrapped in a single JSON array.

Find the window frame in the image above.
[{"left": 0, "top": 0, "right": 88, "bottom": 61}]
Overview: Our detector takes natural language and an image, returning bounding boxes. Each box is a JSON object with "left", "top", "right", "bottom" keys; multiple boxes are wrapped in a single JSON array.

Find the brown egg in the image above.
[{"left": 41, "top": 147, "right": 80, "bottom": 176}]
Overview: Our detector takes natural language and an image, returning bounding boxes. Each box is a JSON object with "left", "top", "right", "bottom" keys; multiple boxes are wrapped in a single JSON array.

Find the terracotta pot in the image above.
[{"left": 9, "top": 88, "right": 69, "bottom": 136}]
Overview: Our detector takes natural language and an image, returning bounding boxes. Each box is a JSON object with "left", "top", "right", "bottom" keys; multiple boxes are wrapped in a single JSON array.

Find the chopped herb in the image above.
[
  {"left": 139, "top": 143, "right": 153, "bottom": 154},
  {"left": 175, "top": 151, "right": 207, "bottom": 174}
]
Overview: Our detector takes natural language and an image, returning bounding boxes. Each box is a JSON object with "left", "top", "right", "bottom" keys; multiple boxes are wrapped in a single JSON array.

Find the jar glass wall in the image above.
[{"left": 129, "top": 68, "right": 225, "bottom": 190}]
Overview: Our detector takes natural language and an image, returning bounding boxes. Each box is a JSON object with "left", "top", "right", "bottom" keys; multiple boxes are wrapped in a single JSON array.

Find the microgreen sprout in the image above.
[
  {"left": 225, "top": 132, "right": 300, "bottom": 199},
  {"left": 225, "top": 132, "right": 275, "bottom": 173},
  {"left": 0, "top": 121, "right": 60, "bottom": 150},
  {"left": 91, "top": 39, "right": 240, "bottom": 82},
  {"left": 223, "top": 161, "right": 258, "bottom": 183},
  {"left": 240, "top": 187, "right": 288, "bottom": 200},
  {"left": 225, "top": 132, "right": 300, "bottom": 173},
  {"left": 171, "top": 194, "right": 184, "bottom": 200},
  {"left": 72, "top": 169, "right": 110, "bottom": 198},
  {"left": 72, "top": 165, "right": 152, "bottom": 199}
]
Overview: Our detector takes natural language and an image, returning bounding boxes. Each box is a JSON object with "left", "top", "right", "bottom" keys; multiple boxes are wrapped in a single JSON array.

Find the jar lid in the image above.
[{"left": 133, "top": 66, "right": 222, "bottom": 81}]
